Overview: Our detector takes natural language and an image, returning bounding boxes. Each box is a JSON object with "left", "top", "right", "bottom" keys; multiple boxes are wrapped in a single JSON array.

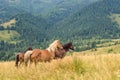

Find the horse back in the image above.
[
  {"left": 31, "top": 49, "right": 41, "bottom": 57},
  {"left": 31, "top": 49, "right": 53, "bottom": 62},
  {"left": 18, "top": 53, "right": 24, "bottom": 59},
  {"left": 40, "top": 50, "right": 52, "bottom": 61}
]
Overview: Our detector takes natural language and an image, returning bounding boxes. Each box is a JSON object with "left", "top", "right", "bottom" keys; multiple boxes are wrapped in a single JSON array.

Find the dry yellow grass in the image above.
[
  {"left": 0, "top": 53, "right": 120, "bottom": 80},
  {"left": 78, "top": 44, "right": 120, "bottom": 55}
]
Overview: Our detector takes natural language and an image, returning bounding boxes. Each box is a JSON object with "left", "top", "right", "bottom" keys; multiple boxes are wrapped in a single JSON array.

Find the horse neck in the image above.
[
  {"left": 47, "top": 47, "right": 56, "bottom": 53},
  {"left": 46, "top": 47, "right": 56, "bottom": 58},
  {"left": 46, "top": 47, "right": 52, "bottom": 53}
]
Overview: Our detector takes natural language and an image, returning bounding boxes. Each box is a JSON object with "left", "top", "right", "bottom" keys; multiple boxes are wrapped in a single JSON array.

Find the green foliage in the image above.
[
  {"left": 91, "top": 48, "right": 97, "bottom": 51},
  {"left": 51, "top": 0, "right": 120, "bottom": 39},
  {"left": 108, "top": 48, "right": 113, "bottom": 53},
  {"left": 0, "top": 3, "right": 25, "bottom": 22},
  {"left": 0, "top": 30, "right": 20, "bottom": 41},
  {"left": 0, "top": 0, "right": 98, "bottom": 26}
]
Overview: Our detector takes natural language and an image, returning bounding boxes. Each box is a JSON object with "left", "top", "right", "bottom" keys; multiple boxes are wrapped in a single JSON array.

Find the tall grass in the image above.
[{"left": 0, "top": 54, "right": 120, "bottom": 80}]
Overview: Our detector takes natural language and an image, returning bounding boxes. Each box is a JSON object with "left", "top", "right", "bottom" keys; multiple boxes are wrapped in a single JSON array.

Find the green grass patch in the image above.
[
  {"left": 0, "top": 30, "right": 20, "bottom": 42},
  {"left": 107, "top": 48, "right": 113, "bottom": 53},
  {"left": 110, "top": 14, "right": 120, "bottom": 27}
]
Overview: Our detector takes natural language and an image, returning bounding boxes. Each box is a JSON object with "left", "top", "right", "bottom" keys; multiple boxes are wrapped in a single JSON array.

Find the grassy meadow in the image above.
[
  {"left": 0, "top": 30, "right": 20, "bottom": 43},
  {"left": 110, "top": 14, "right": 120, "bottom": 27},
  {"left": 0, "top": 19, "right": 20, "bottom": 43},
  {"left": 1, "top": 45, "right": 120, "bottom": 80}
]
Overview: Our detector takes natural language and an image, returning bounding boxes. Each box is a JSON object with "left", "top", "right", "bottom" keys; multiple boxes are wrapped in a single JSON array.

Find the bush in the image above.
[{"left": 108, "top": 48, "right": 113, "bottom": 53}]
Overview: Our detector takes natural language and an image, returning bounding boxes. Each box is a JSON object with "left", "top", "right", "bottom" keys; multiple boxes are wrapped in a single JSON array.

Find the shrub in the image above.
[{"left": 108, "top": 48, "right": 113, "bottom": 53}]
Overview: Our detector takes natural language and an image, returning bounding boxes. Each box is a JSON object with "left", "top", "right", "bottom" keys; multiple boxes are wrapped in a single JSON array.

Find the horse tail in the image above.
[
  {"left": 30, "top": 53, "right": 32, "bottom": 64},
  {"left": 15, "top": 54, "right": 19, "bottom": 67}
]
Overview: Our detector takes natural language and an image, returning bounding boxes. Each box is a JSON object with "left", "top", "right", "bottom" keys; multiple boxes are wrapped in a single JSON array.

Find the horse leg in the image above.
[
  {"left": 25, "top": 61, "right": 28, "bottom": 67},
  {"left": 32, "top": 58, "right": 38, "bottom": 67},
  {"left": 24, "top": 58, "right": 29, "bottom": 67},
  {"left": 30, "top": 54, "right": 33, "bottom": 65},
  {"left": 15, "top": 61, "right": 19, "bottom": 67},
  {"left": 34, "top": 59, "right": 37, "bottom": 66},
  {"left": 30, "top": 59, "right": 33, "bottom": 65},
  {"left": 34, "top": 53, "right": 40, "bottom": 66},
  {"left": 15, "top": 55, "right": 19, "bottom": 67},
  {"left": 19, "top": 59, "right": 24, "bottom": 67},
  {"left": 19, "top": 61, "right": 22, "bottom": 67}
]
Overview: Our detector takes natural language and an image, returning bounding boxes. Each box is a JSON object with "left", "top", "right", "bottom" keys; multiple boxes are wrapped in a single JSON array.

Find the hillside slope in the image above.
[
  {"left": 51, "top": 0, "right": 120, "bottom": 39},
  {"left": 0, "top": 2, "right": 25, "bottom": 23},
  {"left": 12, "top": 13, "right": 50, "bottom": 44},
  {"left": 3, "top": 0, "right": 98, "bottom": 24}
]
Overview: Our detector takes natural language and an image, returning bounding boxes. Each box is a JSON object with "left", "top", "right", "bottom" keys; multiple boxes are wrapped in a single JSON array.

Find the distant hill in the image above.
[
  {"left": 12, "top": 13, "right": 50, "bottom": 44},
  {"left": 40, "top": 0, "right": 98, "bottom": 23},
  {"left": 0, "top": 13, "right": 50, "bottom": 48},
  {"left": 2, "top": 0, "right": 98, "bottom": 24},
  {"left": 0, "top": 13, "right": 51, "bottom": 60},
  {"left": 0, "top": 2, "right": 25, "bottom": 23},
  {"left": 51, "top": 0, "right": 120, "bottom": 39}
]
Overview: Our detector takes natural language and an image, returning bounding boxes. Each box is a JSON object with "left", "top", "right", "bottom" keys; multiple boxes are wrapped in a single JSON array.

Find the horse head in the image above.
[
  {"left": 68, "top": 42, "right": 74, "bottom": 51},
  {"left": 54, "top": 42, "right": 74, "bottom": 59},
  {"left": 63, "top": 42, "right": 74, "bottom": 51}
]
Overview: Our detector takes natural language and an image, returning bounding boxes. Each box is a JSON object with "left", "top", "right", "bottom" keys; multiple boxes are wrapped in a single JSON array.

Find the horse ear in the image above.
[{"left": 28, "top": 47, "right": 32, "bottom": 50}]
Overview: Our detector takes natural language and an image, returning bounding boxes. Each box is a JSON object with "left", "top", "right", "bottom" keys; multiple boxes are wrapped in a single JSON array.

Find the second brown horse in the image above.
[{"left": 55, "top": 42, "right": 74, "bottom": 59}]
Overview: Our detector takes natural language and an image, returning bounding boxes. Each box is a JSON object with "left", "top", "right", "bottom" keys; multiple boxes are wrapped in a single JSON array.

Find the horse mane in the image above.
[
  {"left": 49, "top": 40, "right": 60, "bottom": 47},
  {"left": 47, "top": 40, "right": 62, "bottom": 52}
]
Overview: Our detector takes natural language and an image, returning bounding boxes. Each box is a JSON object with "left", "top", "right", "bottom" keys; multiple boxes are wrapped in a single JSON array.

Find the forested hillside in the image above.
[
  {"left": 2, "top": 0, "right": 98, "bottom": 24},
  {"left": 0, "top": 14, "right": 50, "bottom": 60},
  {"left": 0, "top": 14, "right": 49, "bottom": 47},
  {"left": 1, "top": 0, "right": 120, "bottom": 60},
  {"left": 52, "top": 0, "right": 120, "bottom": 39},
  {"left": 14, "top": 14, "right": 49, "bottom": 41},
  {"left": 0, "top": 0, "right": 26, "bottom": 23}
]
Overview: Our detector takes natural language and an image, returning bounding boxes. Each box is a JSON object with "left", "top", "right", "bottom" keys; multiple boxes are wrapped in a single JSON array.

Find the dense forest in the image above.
[
  {"left": 0, "top": 0, "right": 120, "bottom": 60},
  {"left": 52, "top": 0, "right": 120, "bottom": 39}
]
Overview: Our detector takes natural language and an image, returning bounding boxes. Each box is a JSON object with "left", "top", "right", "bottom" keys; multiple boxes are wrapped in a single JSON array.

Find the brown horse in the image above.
[
  {"left": 30, "top": 40, "right": 63, "bottom": 65},
  {"left": 55, "top": 42, "right": 74, "bottom": 59},
  {"left": 15, "top": 47, "right": 32, "bottom": 67}
]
